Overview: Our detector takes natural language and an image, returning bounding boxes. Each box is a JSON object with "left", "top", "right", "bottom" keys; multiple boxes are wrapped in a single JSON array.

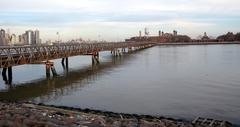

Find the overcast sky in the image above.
[{"left": 0, "top": 0, "right": 240, "bottom": 41}]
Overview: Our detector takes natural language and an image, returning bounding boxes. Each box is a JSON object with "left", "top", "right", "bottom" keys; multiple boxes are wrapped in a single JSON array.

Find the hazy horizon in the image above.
[{"left": 1, "top": 0, "right": 240, "bottom": 42}]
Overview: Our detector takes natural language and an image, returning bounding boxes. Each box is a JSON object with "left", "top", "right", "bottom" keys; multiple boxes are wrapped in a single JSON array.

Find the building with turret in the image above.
[{"left": 201, "top": 32, "right": 210, "bottom": 41}]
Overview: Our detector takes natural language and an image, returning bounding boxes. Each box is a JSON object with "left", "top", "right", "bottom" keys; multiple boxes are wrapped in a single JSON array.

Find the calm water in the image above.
[{"left": 0, "top": 45, "right": 240, "bottom": 124}]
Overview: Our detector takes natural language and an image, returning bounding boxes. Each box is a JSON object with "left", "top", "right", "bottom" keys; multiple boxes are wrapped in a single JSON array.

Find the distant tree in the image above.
[
  {"left": 235, "top": 33, "right": 240, "bottom": 41},
  {"left": 217, "top": 32, "right": 235, "bottom": 41},
  {"left": 172, "top": 35, "right": 191, "bottom": 42},
  {"left": 217, "top": 35, "right": 225, "bottom": 40},
  {"left": 225, "top": 32, "right": 235, "bottom": 41}
]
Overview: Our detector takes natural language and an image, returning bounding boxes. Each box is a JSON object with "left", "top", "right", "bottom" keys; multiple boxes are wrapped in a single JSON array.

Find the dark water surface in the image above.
[{"left": 0, "top": 45, "right": 240, "bottom": 124}]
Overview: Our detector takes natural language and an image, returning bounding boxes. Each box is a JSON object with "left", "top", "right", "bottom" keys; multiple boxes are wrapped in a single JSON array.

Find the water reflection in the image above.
[
  {"left": 1, "top": 45, "right": 240, "bottom": 125},
  {"left": 0, "top": 51, "right": 138, "bottom": 102}
]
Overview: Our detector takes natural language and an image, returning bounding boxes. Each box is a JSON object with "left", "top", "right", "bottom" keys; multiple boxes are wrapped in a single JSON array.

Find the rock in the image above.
[
  {"left": 0, "top": 102, "right": 197, "bottom": 127},
  {"left": 92, "top": 116, "right": 106, "bottom": 126},
  {"left": 22, "top": 103, "right": 36, "bottom": 108}
]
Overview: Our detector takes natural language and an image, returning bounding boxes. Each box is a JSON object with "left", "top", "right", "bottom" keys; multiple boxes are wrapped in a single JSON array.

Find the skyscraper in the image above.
[
  {"left": 21, "top": 33, "right": 28, "bottom": 44},
  {"left": 26, "top": 30, "right": 34, "bottom": 45},
  {"left": 10, "top": 34, "right": 17, "bottom": 45},
  {"left": 35, "top": 30, "right": 40, "bottom": 44},
  {"left": 0, "top": 29, "right": 6, "bottom": 46},
  {"left": 0, "top": 29, "right": 41, "bottom": 46},
  {"left": 18, "top": 35, "right": 23, "bottom": 44}
]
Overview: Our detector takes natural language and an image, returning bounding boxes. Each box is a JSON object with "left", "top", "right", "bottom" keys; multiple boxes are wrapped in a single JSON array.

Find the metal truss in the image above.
[{"left": 0, "top": 41, "right": 155, "bottom": 68}]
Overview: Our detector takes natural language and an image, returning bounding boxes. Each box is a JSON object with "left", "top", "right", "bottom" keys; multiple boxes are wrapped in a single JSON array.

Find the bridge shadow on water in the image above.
[{"left": 0, "top": 49, "right": 147, "bottom": 102}]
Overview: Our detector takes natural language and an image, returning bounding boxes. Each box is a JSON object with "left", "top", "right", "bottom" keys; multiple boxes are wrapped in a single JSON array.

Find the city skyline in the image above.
[
  {"left": 0, "top": 0, "right": 240, "bottom": 41},
  {"left": 0, "top": 28, "right": 41, "bottom": 45}
]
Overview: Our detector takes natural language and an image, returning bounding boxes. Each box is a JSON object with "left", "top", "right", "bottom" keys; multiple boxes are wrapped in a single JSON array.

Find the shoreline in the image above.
[
  {"left": 156, "top": 42, "right": 240, "bottom": 46},
  {"left": 0, "top": 101, "right": 234, "bottom": 127}
]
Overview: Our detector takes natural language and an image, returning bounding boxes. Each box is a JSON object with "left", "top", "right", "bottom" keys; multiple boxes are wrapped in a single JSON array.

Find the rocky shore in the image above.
[{"left": 0, "top": 101, "right": 233, "bottom": 127}]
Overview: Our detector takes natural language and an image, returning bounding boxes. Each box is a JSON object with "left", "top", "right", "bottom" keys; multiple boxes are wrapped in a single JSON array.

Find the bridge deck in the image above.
[{"left": 0, "top": 42, "right": 154, "bottom": 68}]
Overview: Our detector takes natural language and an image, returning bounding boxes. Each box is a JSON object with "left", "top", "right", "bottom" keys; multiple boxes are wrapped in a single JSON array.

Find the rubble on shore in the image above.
[{"left": 0, "top": 101, "right": 232, "bottom": 127}]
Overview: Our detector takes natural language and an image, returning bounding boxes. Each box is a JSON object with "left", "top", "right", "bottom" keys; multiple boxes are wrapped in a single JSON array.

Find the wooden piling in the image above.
[
  {"left": 46, "top": 62, "right": 51, "bottom": 78},
  {"left": 51, "top": 65, "right": 58, "bottom": 77},
  {"left": 46, "top": 61, "right": 58, "bottom": 78},
  {"left": 7, "top": 67, "right": 12, "bottom": 84},
  {"left": 65, "top": 57, "right": 69, "bottom": 68},
  {"left": 2, "top": 68, "right": 8, "bottom": 83},
  {"left": 61, "top": 58, "right": 65, "bottom": 65}
]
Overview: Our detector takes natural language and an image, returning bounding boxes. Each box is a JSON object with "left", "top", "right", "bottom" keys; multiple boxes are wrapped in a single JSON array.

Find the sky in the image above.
[{"left": 0, "top": 0, "right": 240, "bottom": 41}]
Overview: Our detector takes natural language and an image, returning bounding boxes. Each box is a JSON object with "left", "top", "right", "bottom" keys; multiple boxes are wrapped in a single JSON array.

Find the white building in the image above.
[
  {"left": 26, "top": 30, "right": 34, "bottom": 45},
  {"left": 10, "top": 34, "right": 17, "bottom": 45}
]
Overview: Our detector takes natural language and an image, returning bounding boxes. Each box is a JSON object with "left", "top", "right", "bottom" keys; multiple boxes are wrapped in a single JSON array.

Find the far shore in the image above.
[{"left": 156, "top": 41, "right": 240, "bottom": 45}]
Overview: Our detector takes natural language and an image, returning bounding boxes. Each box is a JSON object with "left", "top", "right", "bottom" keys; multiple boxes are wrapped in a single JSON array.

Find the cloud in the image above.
[
  {"left": 1, "top": 0, "right": 240, "bottom": 15},
  {"left": 0, "top": 0, "right": 240, "bottom": 41}
]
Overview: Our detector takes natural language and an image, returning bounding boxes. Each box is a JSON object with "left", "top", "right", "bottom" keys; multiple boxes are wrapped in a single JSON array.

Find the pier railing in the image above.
[{"left": 0, "top": 41, "right": 155, "bottom": 68}]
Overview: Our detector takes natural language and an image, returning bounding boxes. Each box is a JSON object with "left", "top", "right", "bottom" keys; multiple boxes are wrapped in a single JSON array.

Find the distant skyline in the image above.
[{"left": 0, "top": 0, "right": 240, "bottom": 42}]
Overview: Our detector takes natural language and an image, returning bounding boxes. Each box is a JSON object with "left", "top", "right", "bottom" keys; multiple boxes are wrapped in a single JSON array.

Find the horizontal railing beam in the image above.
[{"left": 0, "top": 41, "right": 156, "bottom": 68}]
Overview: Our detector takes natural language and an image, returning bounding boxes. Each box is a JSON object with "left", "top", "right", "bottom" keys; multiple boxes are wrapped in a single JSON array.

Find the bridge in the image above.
[{"left": 0, "top": 41, "right": 155, "bottom": 84}]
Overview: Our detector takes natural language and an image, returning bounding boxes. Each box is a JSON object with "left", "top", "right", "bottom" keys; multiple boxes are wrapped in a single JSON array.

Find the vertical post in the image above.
[
  {"left": 112, "top": 50, "right": 114, "bottom": 56},
  {"left": 65, "top": 57, "right": 69, "bottom": 69},
  {"left": 61, "top": 58, "right": 65, "bottom": 71},
  {"left": 51, "top": 64, "right": 58, "bottom": 77},
  {"left": 61, "top": 57, "right": 69, "bottom": 72},
  {"left": 95, "top": 52, "right": 100, "bottom": 64},
  {"left": 115, "top": 49, "right": 118, "bottom": 56},
  {"left": 122, "top": 48, "right": 125, "bottom": 53},
  {"left": 92, "top": 55, "right": 95, "bottom": 65},
  {"left": 46, "top": 62, "right": 51, "bottom": 78},
  {"left": 61, "top": 58, "right": 65, "bottom": 65},
  {"left": 92, "top": 52, "right": 100, "bottom": 65},
  {"left": 118, "top": 49, "right": 121, "bottom": 56},
  {"left": 2, "top": 68, "right": 8, "bottom": 84},
  {"left": 7, "top": 67, "right": 12, "bottom": 84},
  {"left": 46, "top": 61, "right": 58, "bottom": 78}
]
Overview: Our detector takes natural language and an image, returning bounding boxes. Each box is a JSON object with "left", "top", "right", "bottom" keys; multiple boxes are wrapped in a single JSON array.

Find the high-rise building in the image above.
[
  {"left": 18, "top": 35, "right": 23, "bottom": 44},
  {"left": 26, "top": 30, "right": 34, "bottom": 45},
  {"left": 5, "top": 29, "right": 11, "bottom": 45},
  {"left": 35, "top": 30, "right": 40, "bottom": 44},
  {"left": 0, "top": 29, "right": 6, "bottom": 46},
  {"left": 19, "top": 34, "right": 27, "bottom": 44},
  {"left": 1, "top": 29, "right": 41, "bottom": 46},
  {"left": 25, "top": 29, "right": 41, "bottom": 45},
  {"left": 10, "top": 34, "right": 17, "bottom": 45}
]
